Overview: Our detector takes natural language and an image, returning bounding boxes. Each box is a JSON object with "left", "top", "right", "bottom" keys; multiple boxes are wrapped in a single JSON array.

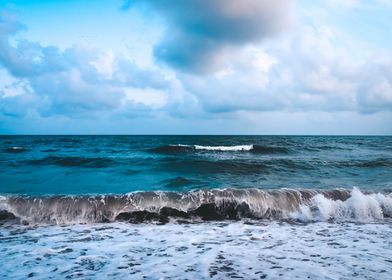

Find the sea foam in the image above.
[
  {"left": 1, "top": 221, "right": 391, "bottom": 279},
  {"left": 194, "top": 145, "right": 254, "bottom": 151},
  {"left": 292, "top": 187, "right": 392, "bottom": 222},
  {"left": 1, "top": 188, "right": 391, "bottom": 225}
]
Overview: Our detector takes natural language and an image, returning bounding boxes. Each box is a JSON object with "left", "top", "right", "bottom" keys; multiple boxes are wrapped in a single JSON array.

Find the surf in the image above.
[{"left": 1, "top": 188, "right": 391, "bottom": 225}]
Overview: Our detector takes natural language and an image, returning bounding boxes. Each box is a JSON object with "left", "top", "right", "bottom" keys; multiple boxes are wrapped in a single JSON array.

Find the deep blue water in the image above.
[{"left": 1, "top": 135, "right": 391, "bottom": 195}]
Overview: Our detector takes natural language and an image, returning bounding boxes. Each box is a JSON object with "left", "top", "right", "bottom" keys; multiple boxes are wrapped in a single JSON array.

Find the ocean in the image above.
[{"left": 1, "top": 135, "right": 391, "bottom": 279}]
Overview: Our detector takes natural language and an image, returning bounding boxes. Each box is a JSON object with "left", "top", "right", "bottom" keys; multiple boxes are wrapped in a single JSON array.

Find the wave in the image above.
[
  {"left": 161, "top": 176, "right": 198, "bottom": 189},
  {"left": 42, "top": 148, "right": 61, "bottom": 152},
  {"left": 251, "top": 145, "right": 290, "bottom": 154},
  {"left": 148, "top": 145, "right": 193, "bottom": 154},
  {"left": 148, "top": 144, "right": 289, "bottom": 154},
  {"left": 194, "top": 145, "right": 253, "bottom": 151},
  {"left": 338, "top": 158, "right": 392, "bottom": 168},
  {"left": 158, "top": 158, "right": 313, "bottom": 174},
  {"left": 292, "top": 188, "right": 392, "bottom": 222},
  {"left": 4, "top": 147, "right": 28, "bottom": 153},
  {"left": 26, "top": 156, "right": 116, "bottom": 168},
  {"left": 1, "top": 188, "right": 391, "bottom": 225}
]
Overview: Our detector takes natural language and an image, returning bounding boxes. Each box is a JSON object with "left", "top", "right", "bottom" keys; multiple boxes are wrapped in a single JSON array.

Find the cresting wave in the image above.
[
  {"left": 0, "top": 188, "right": 391, "bottom": 225},
  {"left": 4, "top": 146, "right": 27, "bottom": 153},
  {"left": 149, "top": 144, "right": 289, "bottom": 154}
]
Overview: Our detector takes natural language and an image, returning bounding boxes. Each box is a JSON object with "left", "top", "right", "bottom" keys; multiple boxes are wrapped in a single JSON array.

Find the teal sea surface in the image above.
[
  {"left": 1, "top": 135, "right": 391, "bottom": 195},
  {"left": 1, "top": 136, "right": 392, "bottom": 279}
]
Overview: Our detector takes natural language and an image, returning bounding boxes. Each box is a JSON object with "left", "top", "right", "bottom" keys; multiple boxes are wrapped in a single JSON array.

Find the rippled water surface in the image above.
[
  {"left": 1, "top": 135, "right": 392, "bottom": 195},
  {"left": 1, "top": 136, "right": 392, "bottom": 279}
]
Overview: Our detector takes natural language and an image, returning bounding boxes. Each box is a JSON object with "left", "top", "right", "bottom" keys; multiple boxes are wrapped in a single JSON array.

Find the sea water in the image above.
[{"left": 0, "top": 136, "right": 391, "bottom": 279}]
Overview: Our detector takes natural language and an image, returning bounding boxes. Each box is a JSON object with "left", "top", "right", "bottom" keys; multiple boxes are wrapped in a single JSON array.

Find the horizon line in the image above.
[{"left": 1, "top": 134, "right": 391, "bottom": 137}]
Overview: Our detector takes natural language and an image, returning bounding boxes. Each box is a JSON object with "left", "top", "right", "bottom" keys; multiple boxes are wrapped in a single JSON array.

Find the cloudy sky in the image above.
[{"left": 0, "top": 0, "right": 391, "bottom": 134}]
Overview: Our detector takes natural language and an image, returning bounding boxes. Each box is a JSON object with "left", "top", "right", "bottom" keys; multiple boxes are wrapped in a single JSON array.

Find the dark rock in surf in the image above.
[
  {"left": 115, "top": 211, "right": 169, "bottom": 224},
  {"left": 218, "top": 201, "right": 254, "bottom": 219},
  {"left": 190, "top": 203, "right": 223, "bottom": 221},
  {"left": 100, "top": 216, "right": 111, "bottom": 223},
  {"left": 235, "top": 202, "right": 253, "bottom": 218},
  {"left": 217, "top": 201, "right": 238, "bottom": 219},
  {"left": 159, "top": 207, "right": 190, "bottom": 219},
  {"left": 190, "top": 202, "right": 254, "bottom": 221},
  {"left": 0, "top": 210, "right": 17, "bottom": 221},
  {"left": 218, "top": 201, "right": 253, "bottom": 220},
  {"left": 0, "top": 210, "right": 19, "bottom": 225}
]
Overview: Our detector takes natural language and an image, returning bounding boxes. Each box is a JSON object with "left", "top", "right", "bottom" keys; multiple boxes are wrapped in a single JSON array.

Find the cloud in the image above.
[
  {"left": 285, "top": 25, "right": 392, "bottom": 113},
  {"left": 125, "top": 0, "right": 293, "bottom": 73},
  {"left": 0, "top": 3, "right": 391, "bottom": 135},
  {"left": 178, "top": 46, "right": 285, "bottom": 113},
  {"left": 178, "top": 24, "right": 392, "bottom": 114},
  {"left": 0, "top": 15, "right": 63, "bottom": 78},
  {"left": 0, "top": 13, "right": 171, "bottom": 118}
]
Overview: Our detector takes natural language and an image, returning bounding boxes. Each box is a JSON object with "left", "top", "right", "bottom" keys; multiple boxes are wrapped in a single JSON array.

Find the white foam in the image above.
[
  {"left": 292, "top": 188, "right": 392, "bottom": 222},
  {"left": 194, "top": 145, "right": 254, "bottom": 151},
  {"left": 11, "top": 146, "right": 24, "bottom": 150},
  {"left": 171, "top": 144, "right": 254, "bottom": 151},
  {"left": 1, "top": 221, "right": 391, "bottom": 279}
]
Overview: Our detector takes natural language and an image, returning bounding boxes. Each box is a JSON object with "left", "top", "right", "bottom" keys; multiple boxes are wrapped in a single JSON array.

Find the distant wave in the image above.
[
  {"left": 4, "top": 147, "right": 27, "bottom": 153},
  {"left": 26, "top": 156, "right": 116, "bottom": 168},
  {"left": 194, "top": 145, "right": 253, "bottom": 151},
  {"left": 148, "top": 145, "right": 193, "bottom": 154},
  {"left": 1, "top": 188, "right": 391, "bottom": 225},
  {"left": 338, "top": 158, "right": 392, "bottom": 168},
  {"left": 149, "top": 144, "right": 289, "bottom": 154},
  {"left": 251, "top": 145, "right": 290, "bottom": 154}
]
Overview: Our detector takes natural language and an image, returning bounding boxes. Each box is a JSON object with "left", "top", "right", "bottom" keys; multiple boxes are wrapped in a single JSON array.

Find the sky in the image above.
[{"left": 0, "top": 0, "right": 392, "bottom": 134}]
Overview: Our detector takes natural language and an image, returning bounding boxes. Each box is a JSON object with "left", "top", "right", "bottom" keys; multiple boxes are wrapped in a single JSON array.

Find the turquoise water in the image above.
[
  {"left": 1, "top": 135, "right": 391, "bottom": 195},
  {"left": 1, "top": 136, "right": 392, "bottom": 279}
]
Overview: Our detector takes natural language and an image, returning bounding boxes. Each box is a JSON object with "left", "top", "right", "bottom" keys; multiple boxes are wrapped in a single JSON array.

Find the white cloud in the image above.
[
  {"left": 0, "top": 15, "right": 172, "bottom": 118},
  {"left": 124, "top": 87, "right": 167, "bottom": 109},
  {"left": 175, "top": 20, "right": 392, "bottom": 114},
  {"left": 90, "top": 50, "right": 115, "bottom": 79},
  {"left": 0, "top": 2, "right": 391, "bottom": 134}
]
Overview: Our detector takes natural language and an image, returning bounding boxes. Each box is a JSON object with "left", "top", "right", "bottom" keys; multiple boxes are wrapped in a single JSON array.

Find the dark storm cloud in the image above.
[{"left": 124, "top": 0, "right": 293, "bottom": 73}]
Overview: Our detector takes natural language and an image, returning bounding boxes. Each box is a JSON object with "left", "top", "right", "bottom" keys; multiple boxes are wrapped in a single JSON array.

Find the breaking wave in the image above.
[
  {"left": 0, "top": 188, "right": 391, "bottom": 225},
  {"left": 149, "top": 144, "right": 289, "bottom": 154},
  {"left": 292, "top": 188, "right": 392, "bottom": 222},
  {"left": 4, "top": 147, "right": 27, "bottom": 153},
  {"left": 194, "top": 145, "right": 253, "bottom": 151}
]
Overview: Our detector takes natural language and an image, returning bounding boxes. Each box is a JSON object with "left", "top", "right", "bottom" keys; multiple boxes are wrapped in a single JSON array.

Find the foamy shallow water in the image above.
[{"left": 1, "top": 221, "right": 391, "bottom": 279}]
